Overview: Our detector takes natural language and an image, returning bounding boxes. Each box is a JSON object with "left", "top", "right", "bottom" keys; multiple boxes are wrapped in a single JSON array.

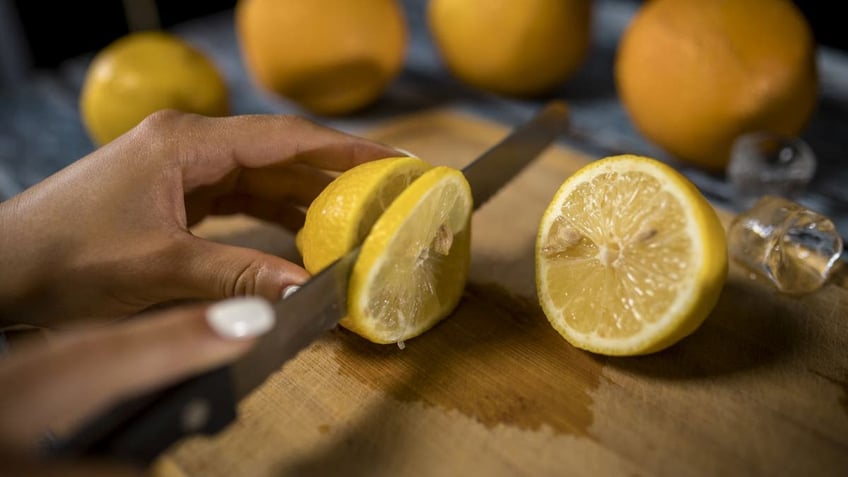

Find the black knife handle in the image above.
[{"left": 46, "top": 365, "right": 237, "bottom": 467}]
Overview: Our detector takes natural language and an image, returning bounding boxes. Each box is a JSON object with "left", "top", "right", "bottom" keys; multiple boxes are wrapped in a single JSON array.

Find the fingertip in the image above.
[
  {"left": 206, "top": 297, "right": 275, "bottom": 340},
  {"left": 281, "top": 284, "right": 300, "bottom": 300},
  {"left": 173, "top": 238, "right": 310, "bottom": 305},
  {"left": 270, "top": 263, "right": 309, "bottom": 300},
  {"left": 391, "top": 147, "right": 419, "bottom": 158}
]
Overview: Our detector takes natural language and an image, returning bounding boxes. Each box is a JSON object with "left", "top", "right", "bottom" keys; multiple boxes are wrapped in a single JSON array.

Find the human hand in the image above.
[
  {"left": 0, "top": 296, "right": 274, "bottom": 476},
  {"left": 0, "top": 111, "right": 400, "bottom": 327}
]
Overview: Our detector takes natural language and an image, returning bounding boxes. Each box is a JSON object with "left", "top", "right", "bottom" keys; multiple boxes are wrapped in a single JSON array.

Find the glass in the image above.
[{"left": 728, "top": 195, "right": 843, "bottom": 294}]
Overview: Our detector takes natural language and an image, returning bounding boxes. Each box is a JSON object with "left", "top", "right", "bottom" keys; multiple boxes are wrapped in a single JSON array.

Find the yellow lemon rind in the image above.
[{"left": 299, "top": 156, "right": 432, "bottom": 274}]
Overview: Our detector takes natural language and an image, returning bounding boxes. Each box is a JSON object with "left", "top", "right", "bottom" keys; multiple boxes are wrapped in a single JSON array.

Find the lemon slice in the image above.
[
  {"left": 535, "top": 154, "right": 727, "bottom": 356},
  {"left": 346, "top": 166, "right": 472, "bottom": 345},
  {"left": 298, "top": 156, "right": 431, "bottom": 273}
]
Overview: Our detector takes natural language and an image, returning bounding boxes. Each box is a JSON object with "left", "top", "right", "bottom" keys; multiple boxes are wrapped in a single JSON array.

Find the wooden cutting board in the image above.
[{"left": 166, "top": 107, "right": 848, "bottom": 477}]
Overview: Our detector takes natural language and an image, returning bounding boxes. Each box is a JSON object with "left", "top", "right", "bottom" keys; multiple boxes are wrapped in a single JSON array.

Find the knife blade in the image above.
[
  {"left": 46, "top": 100, "right": 570, "bottom": 466},
  {"left": 463, "top": 100, "right": 569, "bottom": 209}
]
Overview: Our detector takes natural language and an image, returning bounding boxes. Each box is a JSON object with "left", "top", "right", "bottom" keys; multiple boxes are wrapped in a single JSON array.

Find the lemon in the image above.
[
  {"left": 80, "top": 31, "right": 229, "bottom": 146},
  {"left": 298, "top": 158, "right": 472, "bottom": 344},
  {"left": 235, "top": 0, "right": 407, "bottom": 116},
  {"left": 535, "top": 155, "right": 727, "bottom": 356},
  {"left": 298, "top": 156, "right": 431, "bottom": 274},
  {"left": 615, "top": 0, "right": 817, "bottom": 170},
  {"left": 347, "top": 166, "right": 472, "bottom": 344},
  {"left": 427, "top": 0, "right": 592, "bottom": 97}
]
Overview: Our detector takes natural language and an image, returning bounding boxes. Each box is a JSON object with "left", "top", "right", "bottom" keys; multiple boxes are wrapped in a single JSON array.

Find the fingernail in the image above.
[
  {"left": 281, "top": 284, "right": 300, "bottom": 300},
  {"left": 393, "top": 147, "right": 419, "bottom": 158},
  {"left": 207, "top": 297, "right": 275, "bottom": 340}
]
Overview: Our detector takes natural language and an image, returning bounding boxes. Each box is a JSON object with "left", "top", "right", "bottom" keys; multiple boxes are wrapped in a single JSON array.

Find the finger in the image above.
[
  {"left": 0, "top": 298, "right": 274, "bottom": 453},
  {"left": 209, "top": 194, "right": 307, "bottom": 231},
  {"left": 184, "top": 163, "right": 329, "bottom": 227},
  {"left": 235, "top": 162, "right": 337, "bottom": 207},
  {"left": 166, "top": 236, "right": 309, "bottom": 303},
  {"left": 152, "top": 112, "right": 402, "bottom": 189}
]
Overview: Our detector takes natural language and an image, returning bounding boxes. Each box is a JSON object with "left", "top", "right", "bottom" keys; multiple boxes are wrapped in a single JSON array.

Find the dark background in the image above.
[
  {"left": 9, "top": 0, "right": 238, "bottom": 69},
  {"left": 7, "top": 0, "right": 848, "bottom": 71}
]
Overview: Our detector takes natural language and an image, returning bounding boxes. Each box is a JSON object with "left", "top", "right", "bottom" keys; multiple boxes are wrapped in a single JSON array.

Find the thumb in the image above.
[{"left": 170, "top": 236, "right": 310, "bottom": 303}]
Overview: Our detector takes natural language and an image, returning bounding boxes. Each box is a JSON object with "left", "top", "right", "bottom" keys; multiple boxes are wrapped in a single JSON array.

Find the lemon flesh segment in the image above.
[
  {"left": 298, "top": 156, "right": 432, "bottom": 274},
  {"left": 347, "top": 167, "right": 472, "bottom": 345},
  {"left": 535, "top": 155, "right": 727, "bottom": 356}
]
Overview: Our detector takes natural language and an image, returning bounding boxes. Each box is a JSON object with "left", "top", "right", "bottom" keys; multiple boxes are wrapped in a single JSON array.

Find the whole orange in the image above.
[
  {"left": 428, "top": 0, "right": 593, "bottom": 97},
  {"left": 614, "top": 0, "right": 818, "bottom": 170},
  {"left": 235, "top": 0, "right": 407, "bottom": 116}
]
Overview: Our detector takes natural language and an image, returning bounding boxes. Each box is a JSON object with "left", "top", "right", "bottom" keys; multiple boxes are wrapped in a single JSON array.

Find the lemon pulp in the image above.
[
  {"left": 348, "top": 166, "right": 472, "bottom": 344},
  {"left": 535, "top": 155, "right": 727, "bottom": 355}
]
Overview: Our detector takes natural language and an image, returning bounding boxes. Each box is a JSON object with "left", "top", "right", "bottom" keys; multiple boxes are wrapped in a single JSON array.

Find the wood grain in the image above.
[{"left": 165, "top": 107, "right": 848, "bottom": 477}]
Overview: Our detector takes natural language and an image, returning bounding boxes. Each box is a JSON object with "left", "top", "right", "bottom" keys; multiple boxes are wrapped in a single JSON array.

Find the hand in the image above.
[
  {"left": 0, "top": 296, "right": 275, "bottom": 476},
  {"left": 0, "top": 110, "right": 400, "bottom": 327}
]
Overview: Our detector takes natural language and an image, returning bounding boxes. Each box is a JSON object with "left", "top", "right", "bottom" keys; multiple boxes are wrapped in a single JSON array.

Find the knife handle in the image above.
[{"left": 45, "top": 365, "right": 236, "bottom": 467}]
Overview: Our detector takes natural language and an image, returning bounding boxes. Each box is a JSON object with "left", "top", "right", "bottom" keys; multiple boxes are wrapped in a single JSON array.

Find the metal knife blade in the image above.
[
  {"left": 49, "top": 100, "right": 570, "bottom": 465},
  {"left": 463, "top": 100, "right": 570, "bottom": 209}
]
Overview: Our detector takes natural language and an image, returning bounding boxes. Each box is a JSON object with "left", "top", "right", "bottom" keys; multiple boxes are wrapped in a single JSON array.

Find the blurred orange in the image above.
[
  {"left": 615, "top": 0, "right": 818, "bottom": 170},
  {"left": 427, "top": 0, "right": 593, "bottom": 97},
  {"left": 235, "top": 0, "right": 407, "bottom": 116}
]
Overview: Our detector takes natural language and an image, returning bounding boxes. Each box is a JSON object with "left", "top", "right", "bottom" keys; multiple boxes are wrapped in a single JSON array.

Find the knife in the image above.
[{"left": 46, "top": 100, "right": 570, "bottom": 466}]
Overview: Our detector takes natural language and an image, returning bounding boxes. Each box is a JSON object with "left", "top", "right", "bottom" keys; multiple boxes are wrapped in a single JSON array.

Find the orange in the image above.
[
  {"left": 235, "top": 0, "right": 407, "bottom": 116},
  {"left": 427, "top": 0, "right": 593, "bottom": 97},
  {"left": 614, "top": 0, "right": 818, "bottom": 170}
]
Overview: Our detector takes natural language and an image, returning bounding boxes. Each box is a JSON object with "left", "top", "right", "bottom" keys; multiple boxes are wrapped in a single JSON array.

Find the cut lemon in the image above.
[
  {"left": 297, "top": 156, "right": 431, "bottom": 273},
  {"left": 535, "top": 154, "right": 727, "bottom": 356},
  {"left": 347, "top": 166, "right": 472, "bottom": 344}
]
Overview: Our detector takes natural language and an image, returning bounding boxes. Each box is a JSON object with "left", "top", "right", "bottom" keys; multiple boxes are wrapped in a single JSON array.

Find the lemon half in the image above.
[
  {"left": 347, "top": 166, "right": 472, "bottom": 344},
  {"left": 298, "top": 158, "right": 472, "bottom": 344},
  {"left": 535, "top": 155, "right": 727, "bottom": 356},
  {"left": 298, "top": 156, "right": 431, "bottom": 273}
]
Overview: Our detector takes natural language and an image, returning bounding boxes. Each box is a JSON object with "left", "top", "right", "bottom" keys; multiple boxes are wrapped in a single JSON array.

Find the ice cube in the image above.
[
  {"left": 727, "top": 132, "right": 816, "bottom": 210},
  {"left": 728, "top": 196, "right": 843, "bottom": 294}
]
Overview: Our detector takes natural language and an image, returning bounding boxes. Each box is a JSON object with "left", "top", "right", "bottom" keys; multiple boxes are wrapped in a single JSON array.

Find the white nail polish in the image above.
[
  {"left": 393, "top": 147, "right": 419, "bottom": 158},
  {"left": 207, "top": 297, "right": 275, "bottom": 340},
  {"left": 281, "top": 285, "right": 300, "bottom": 300}
]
